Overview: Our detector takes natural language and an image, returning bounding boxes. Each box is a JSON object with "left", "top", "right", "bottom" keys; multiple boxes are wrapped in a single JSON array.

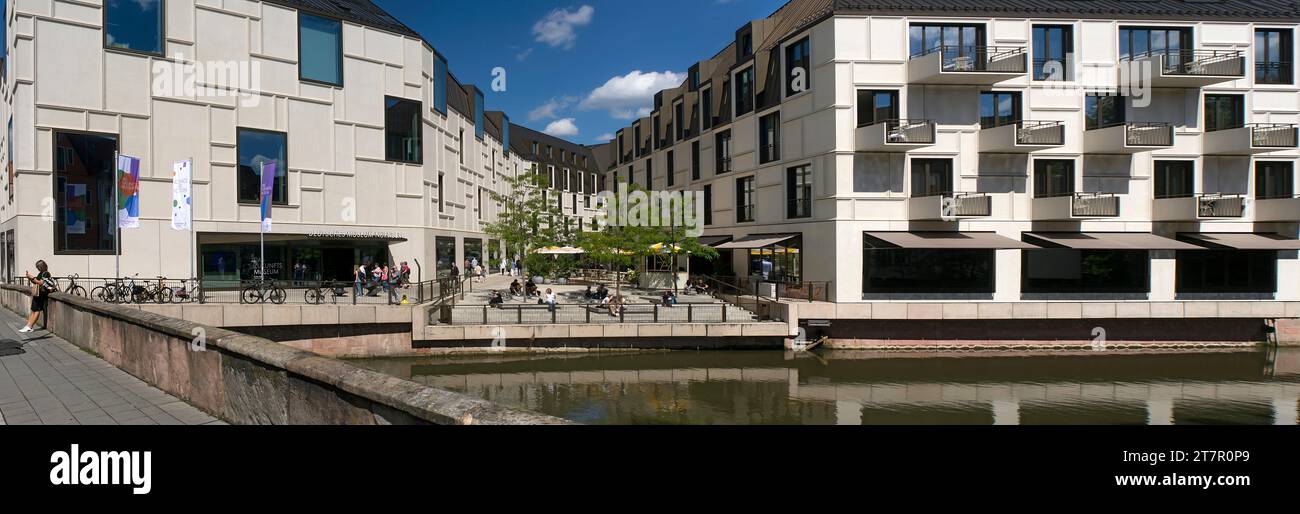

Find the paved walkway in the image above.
[{"left": 0, "top": 309, "right": 223, "bottom": 426}]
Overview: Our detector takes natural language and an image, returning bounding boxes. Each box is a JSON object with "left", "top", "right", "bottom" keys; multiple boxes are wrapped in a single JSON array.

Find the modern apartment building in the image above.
[
  {"left": 0, "top": 0, "right": 599, "bottom": 286},
  {"left": 603, "top": 0, "right": 1300, "bottom": 308}
]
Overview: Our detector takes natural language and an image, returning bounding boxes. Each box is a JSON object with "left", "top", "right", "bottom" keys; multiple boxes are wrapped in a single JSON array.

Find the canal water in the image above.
[{"left": 352, "top": 349, "right": 1300, "bottom": 425}]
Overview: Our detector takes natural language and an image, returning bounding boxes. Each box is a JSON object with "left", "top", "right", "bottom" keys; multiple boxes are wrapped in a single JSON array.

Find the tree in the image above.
[{"left": 484, "top": 166, "right": 566, "bottom": 271}]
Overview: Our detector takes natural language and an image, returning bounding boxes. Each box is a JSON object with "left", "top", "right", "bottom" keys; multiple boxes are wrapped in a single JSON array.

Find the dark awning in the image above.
[
  {"left": 1024, "top": 232, "right": 1201, "bottom": 250},
  {"left": 698, "top": 235, "right": 734, "bottom": 248},
  {"left": 715, "top": 234, "right": 799, "bottom": 250},
  {"left": 1180, "top": 233, "right": 1300, "bottom": 250},
  {"left": 864, "top": 232, "right": 1038, "bottom": 249}
]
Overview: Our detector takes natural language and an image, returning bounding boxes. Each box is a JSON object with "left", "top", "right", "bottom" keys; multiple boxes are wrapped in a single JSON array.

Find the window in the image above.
[
  {"left": 979, "top": 91, "right": 1021, "bottom": 129},
  {"left": 531, "top": 141, "right": 539, "bottom": 155},
  {"left": 299, "top": 13, "right": 342, "bottom": 86},
  {"left": 1034, "top": 159, "right": 1075, "bottom": 198},
  {"left": 652, "top": 115, "right": 661, "bottom": 149},
  {"left": 667, "top": 151, "right": 675, "bottom": 187},
  {"left": 1032, "top": 25, "right": 1073, "bottom": 81},
  {"left": 502, "top": 119, "right": 510, "bottom": 157},
  {"left": 911, "top": 159, "right": 952, "bottom": 197},
  {"left": 759, "top": 112, "right": 781, "bottom": 164},
  {"left": 1177, "top": 250, "right": 1277, "bottom": 294},
  {"left": 785, "top": 36, "right": 811, "bottom": 97},
  {"left": 787, "top": 165, "right": 812, "bottom": 219},
  {"left": 703, "top": 184, "right": 713, "bottom": 226},
  {"left": 633, "top": 124, "right": 642, "bottom": 157},
  {"left": 1024, "top": 250, "right": 1150, "bottom": 294},
  {"left": 691, "top": 141, "right": 701, "bottom": 181},
  {"left": 384, "top": 97, "right": 422, "bottom": 163},
  {"left": 716, "top": 130, "right": 733, "bottom": 174},
  {"left": 477, "top": 187, "right": 484, "bottom": 220},
  {"left": 237, "top": 129, "right": 287, "bottom": 205},
  {"left": 864, "top": 248, "right": 995, "bottom": 295},
  {"left": 734, "top": 67, "right": 755, "bottom": 117},
  {"left": 104, "top": 0, "right": 163, "bottom": 55},
  {"left": 701, "top": 86, "right": 714, "bottom": 131},
  {"left": 1119, "top": 27, "right": 1192, "bottom": 60},
  {"left": 473, "top": 90, "right": 485, "bottom": 140},
  {"left": 458, "top": 129, "right": 465, "bottom": 165},
  {"left": 674, "top": 100, "right": 685, "bottom": 141},
  {"left": 1085, "top": 94, "right": 1125, "bottom": 130},
  {"left": 857, "top": 90, "right": 899, "bottom": 127},
  {"left": 1256, "top": 29, "right": 1294, "bottom": 85},
  {"left": 736, "top": 176, "right": 755, "bottom": 222},
  {"left": 645, "top": 159, "right": 653, "bottom": 189},
  {"left": 1204, "top": 94, "right": 1244, "bottom": 132},
  {"left": 435, "top": 237, "right": 456, "bottom": 277},
  {"left": 738, "top": 32, "right": 754, "bottom": 59},
  {"left": 909, "top": 24, "right": 984, "bottom": 59},
  {"left": 433, "top": 54, "right": 448, "bottom": 114},
  {"left": 1154, "top": 161, "right": 1194, "bottom": 199},
  {"left": 749, "top": 236, "right": 802, "bottom": 283},
  {"left": 1256, "top": 161, "right": 1294, "bottom": 200},
  {"left": 54, "top": 131, "right": 118, "bottom": 253},
  {"left": 437, "top": 173, "right": 445, "bottom": 213}
]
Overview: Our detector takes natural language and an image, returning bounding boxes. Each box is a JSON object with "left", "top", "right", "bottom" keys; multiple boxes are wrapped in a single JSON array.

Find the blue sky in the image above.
[{"left": 375, "top": 0, "right": 788, "bottom": 143}]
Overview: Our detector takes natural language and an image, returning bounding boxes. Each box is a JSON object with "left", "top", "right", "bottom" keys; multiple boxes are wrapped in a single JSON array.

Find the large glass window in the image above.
[
  {"left": 1154, "top": 161, "right": 1195, "bottom": 199},
  {"left": 736, "top": 176, "right": 755, "bottom": 222},
  {"left": 691, "top": 141, "right": 701, "bottom": 181},
  {"left": 734, "top": 67, "right": 755, "bottom": 117},
  {"left": 385, "top": 96, "right": 422, "bottom": 163},
  {"left": 1204, "top": 94, "right": 1244, "bottom": 132},
  {"left": 911, "top": 159, "right": 952, "bottom": 197},
  {"left": 979, "top": 91, "right": 1021, "bottom": 129},
  {"left": 716, "top": 130, "right": 732, "bottom": 174},
  {"left": 1119, "top": 27, "right": 1192, "bottom": 60},
  {"left": 703, "top": 184, "right": 713, "bottom": 226},
  {"left": 54, "top": 131, "right": 118, "bottom": 254},
  {"left": 1177, "top": 250, "right": 1277, "bottom": 294},
  {"left": 863, "top": 246, "right": 994, "bottom": 294},
  {"left": 787, "top": 165, "right": 812, "bottom": 219},
  {"left": 1085, "top": 94, "right": 1125, "bottom": 129},
  {"left": 474, "top": 90, "right": 485, "bottom": 140},
  {"left": 1256, "top": 161, "right": 1295, "bottom": 199},
  {"left": 1023, "top": 250, "right": 1150, "bottom": 294},
  {"left": 666, "top": 151, "right": 675, "bottom": 187},
  {"left": 1032, "top": 25, "right": 1073, "bottom": 81},
  {"left": 435, "top": 236, "right": 456, "bottom": 277},
  {"left": 237, "top": 129, "right": 287, "bottom": 205},
  {"left": 104, "top": 0, "right": 163, "bottom": 55},
  {"left": 857, "top": 90, "right": 899, "bottom": 127},
  {"left": 909, "top": 24, "right": 984, "bottom": 57},
  {"left": 299, "top": 13, "right": 342, "bottom": 86},
  {"left": 785, "top": 36, "right": 811, "bottom": 97},
  {"left": 701, "top": 86, "right": 714, "bottom": 131},
  {"left": 1034, "top": 159, "right": 1075, "bottom": 198},
  {"left": 674, "top": 101, "right": 685, "bottom": 141},
  {"left": 749, "top": 237, "right": 802, "bottom": 283},
  {"left": 759, "top": 112, "right": 781, "bottom": 164},
  {"left": 433, "top": 54, "right": 448, "bottom": 114},
  {"left": 1256, "top": 29, "right": 1294, "bottom": 85}
]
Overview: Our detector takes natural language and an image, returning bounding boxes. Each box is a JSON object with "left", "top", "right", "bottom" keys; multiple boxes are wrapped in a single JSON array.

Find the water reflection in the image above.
[{"left": 352, "top": 349, "right": 1300, "bottom": 425}]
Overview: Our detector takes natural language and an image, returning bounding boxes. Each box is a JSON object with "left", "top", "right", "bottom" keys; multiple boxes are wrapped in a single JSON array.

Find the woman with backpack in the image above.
[{"left": 20, "top": 260, "right": 56, "bottom": 333}]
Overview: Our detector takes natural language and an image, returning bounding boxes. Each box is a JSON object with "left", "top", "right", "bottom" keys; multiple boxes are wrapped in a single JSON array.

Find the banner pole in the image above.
[
  {"left": 259, "top": 161, "right": 265, "bottom": 283},
  {"left": 189, "top": 158, "right": 195, "bottom": 286},
  {"left": 114, "top": 151, "right": 120, "bottom": 281}
]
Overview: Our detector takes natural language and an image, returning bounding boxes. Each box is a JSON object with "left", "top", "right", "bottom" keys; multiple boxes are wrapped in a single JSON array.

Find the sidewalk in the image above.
[{"left": 0, "top": 308, "right": 223, "bottom": 426}]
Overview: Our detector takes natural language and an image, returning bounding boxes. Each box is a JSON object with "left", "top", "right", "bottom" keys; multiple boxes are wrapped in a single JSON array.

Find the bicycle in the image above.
[
  {"left": 62, "top": 274, "right": 87, "bottom": 298},
  {"left": 171, "top": 279, "right": 203, "bottom": 304},
  {"left": 91, "top": 278, "right": 129, "bottom": 304},
  {"left": 145, "top": 276, "right": 175, "bottom": 304},
  {"left": 241, "top": 278, "right": 286, "bottom": 305}
]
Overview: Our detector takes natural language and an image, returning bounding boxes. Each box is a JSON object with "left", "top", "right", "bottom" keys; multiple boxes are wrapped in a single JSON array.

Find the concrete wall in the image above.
[{"left": 0, "top": 285, "right": 567, "bottom": 425}]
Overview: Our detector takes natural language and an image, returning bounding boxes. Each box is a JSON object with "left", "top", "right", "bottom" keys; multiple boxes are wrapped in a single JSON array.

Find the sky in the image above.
[{"left": 374, "top": 0, "right": 789, "bottom": 144}]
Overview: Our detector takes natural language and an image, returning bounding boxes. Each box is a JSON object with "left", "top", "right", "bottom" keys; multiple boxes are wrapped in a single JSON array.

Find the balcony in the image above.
[
  {"left": 908, "top": 46, "right": 1027, "bottom": 85},
  {"left": 1084, "top": 122, "right": 1174, "bottom": 154},
  {"left": 979, "top": 121, "right": 1065, "bottom": 153},
  {"left": 856, "top": 119, "right": 936, "bottom": 152},
  {"left": 1203, "top": 123, "right": 1298, "bottom": 155},
  {"left": 908, "top": 192, "right": 992, "bottom": 220},
  {"left": 1119, "top": 49, "right": 1245, "bottom": 88},
  {"left": 1153, "top": 193, "right": 1247, "bottom": 221},
  {"left": 1033, "top": 192, "right": 1120, "bottom": 220},
  {"left": 1255, "top": 195, "right": 1300, "bottom": 222}
]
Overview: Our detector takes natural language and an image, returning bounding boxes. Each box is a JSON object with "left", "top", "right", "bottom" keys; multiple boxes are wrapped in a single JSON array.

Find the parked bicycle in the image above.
[
  {"left": 91, "top": 278, "right": 129, "bottom": 304},
  {"left": 171, "top": 279, "right": 203, "bottom": 304},
  {"left": 304, "top": 281, "right": 349, "bottom": 305},
  {"left": 241, "top": 279, "right": 286, "bottom": 305},
  {"left": 61, "top": 274, "right": 88, "bottom": 298}
]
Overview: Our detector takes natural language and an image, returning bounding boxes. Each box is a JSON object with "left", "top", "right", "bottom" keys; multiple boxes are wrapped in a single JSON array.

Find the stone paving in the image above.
[{"left": 0, "top": 309, "right": 223, "bottom": 426}]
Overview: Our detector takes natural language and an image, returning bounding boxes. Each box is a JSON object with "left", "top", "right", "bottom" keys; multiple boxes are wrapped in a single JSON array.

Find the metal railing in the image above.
[
  {"left": 787, "top": 197, "right": 811, "bottom": 219},
  {"left": 8, "top": 276, "right": 207, "bottom": 305},
  {"left": 1016, "top": 120, "right": 1066, "bottom": 145},
  {"left": 445, "top": 301, "right": 748, "bottom": 326},
  {"left": 879, "top": 119, "right": 936, "bottom": 144},
  {"left": 1125, "top": 122, "right": 1174, "bottom": 146},
  {"left": 717, "top": 157, "right": 733, "bottom": 174},
  {"left": 915, "top": 45, "right": 1027, "bottom": 73},
  {"left": 1250, "top": 123, "right": 1298, "bottom": 148},
  {"left": 1128, "top": 49, "right": 1245, "bottom": 77},
  {"left": 1255, "top": 62, "right": 1293, "bottom": 84},
  {"left": 759, "top": 143, "right": 780, "bottom": 163},
  {"left": 1197, "top": 193, "right": 1246, "bottom": 218},
  {"left": 1072, "top": 192, "right": 1120, "bottom": 217},
  {"left": 1032, "top": 57, "right": 1072, "bottom": 81},
  {"left": 948, "top": 192, "right": 992, "bottom": 217}
]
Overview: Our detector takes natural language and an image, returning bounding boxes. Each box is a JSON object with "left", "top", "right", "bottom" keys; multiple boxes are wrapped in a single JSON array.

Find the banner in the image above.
[
  {"left": 64, "top": 184, "right": 87, "bottom": 235},
  {"left": 260, "top": 162, "right": 276, "bottom": 233},
  {"left": 171, "top": 160, "right": 193, "bottom": 231},
  {"left": 116, "top": 154, "right": 140, "bottom": 229}
]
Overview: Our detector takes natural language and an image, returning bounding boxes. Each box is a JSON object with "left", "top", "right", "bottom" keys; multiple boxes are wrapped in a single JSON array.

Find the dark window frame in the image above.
[
  {"left": 53, "top": 129, "right": 120, "bottom": 256},
  {"left": 297, "top": 12, "right": 344, "bottom": 87},
  {"left": 786, "top": 164, "right": 812, "bottom": 219},
  {"left": 1033, "top": 159, "right": 1076, "bottom": 198},
  {"left": 1085, "top": 94, "right": 1126, "bottom": 130},
  {"left": 1154, "top": 160, "right": 1195, "bottom": 199},
  {"left": 857, "top": 89, "right": 900, "bottom": 127},
  {"left": 759, "top": 111, "right": 781, "bottom": 164},
  {"left": 236, "top": 127, "right": 289, "bottom": 206},
  {"left": 736, "top": 175, "right": 756, "bottom": 223},
  {"left": 1255, "top": 28, "right": 1295, "bottom": 85},
  {"left": 1256, "top": 160, "right": 1295, "bottom": 200},
  {"left": 1032, "top": 24, "right": 1073, "bottom": 81},
  {"left": 1022, "top": 249, "right": 1152, "bottom": 294},
  {"left": 734, "top": 66, "right": 755, "bottom": 118},
  {"left": 384, "top": 96, "right": 424, "bottom": 164},
  {"left": 911, "top": 158, "right": 954, "bottom": 198},
  {"left": 1204, "top": 94, "right": 1245, "bottom": 132},
  {"left": 979, "top": 90, "right": 1022, "bottom": 129},
  {"left": 103, "top": 0, "right": 165, "bottom": 58},
  {"left": 785, "top": 36, "right": 812, "bottom": 98}
]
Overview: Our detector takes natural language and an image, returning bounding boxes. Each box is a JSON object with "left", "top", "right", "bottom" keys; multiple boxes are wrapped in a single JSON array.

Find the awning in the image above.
[
  {"left": 715, "top": 234, "right": 799, "bottom": 250},
  {"left": 1180, "top": 233, "right": 1300, "bottom": 250},
  {"left": 1024, "top": 232, "right": 1201, "bottom": 250},
  {"left": 864, "top": 232, "right": 1038, "bottom": 249},
  {"left": 698, "top": 235, "right": 734, "bottom": 247}
]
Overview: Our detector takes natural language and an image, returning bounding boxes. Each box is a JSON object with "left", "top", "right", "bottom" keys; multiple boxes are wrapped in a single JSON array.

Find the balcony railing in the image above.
[
  {"left": 1250, "top": 123, "right": 1299, "bottom": 148},
  {"left": 1132, "top": 49, "right": 1245, "bottom": 77},
  {"left": 1016, "top": 121, "right": 1066, "bottom": 145},
  {"left": 1124, "top": 122, "right": 1174, "bottom": 146},
  {"left": 949, "top": 192, "right": 992, "bottom": 217},
  {"left": 1256, "top": 62, "right": 1294, "bottom": 84},
  {"left": 717, "top": 157, "right": 733, "bottom": 174},
  {"left": 882, "top": 119, "right": 936, "bottom": 145},
  {"left": 1072, "top": 192, "right": 1120, "bottom": 217},
  {"left": 736, "top": 204, "right": 755, "bottom": 223},
  {"left": 914, "top": 45, "right": 1028, "bottom": 74},
  {"left": 787, "top": 198, "right": 811, "bottom": 219},
  {"left": 1032, "top": 58, "right": 1072, "bottom": 81},
  {"left": 759, "top": 144, "right": 780, "bottom": 164},
  {"left": 1197, "top": 193, "right": 1246, "bottom": 218}
]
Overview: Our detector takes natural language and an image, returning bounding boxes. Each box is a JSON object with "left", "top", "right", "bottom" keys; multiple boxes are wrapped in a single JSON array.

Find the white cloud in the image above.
[
  {"left": 596, "top": 133, "right": 615, "bottom": 142},
  {"left": 580, "top": 70, "right": 687, "bottom": 120},
  {"left": 516, "top": 48, "right": 534, "bottom": 62},
  {"left": 528, "top": 96, "right": 578, "bottom": 122},
  {"left": 543, "top": 118, "right": 580, "bottom": 137},
  {"left": 532, "top": 5, "right": 595, "bottom": 49}
]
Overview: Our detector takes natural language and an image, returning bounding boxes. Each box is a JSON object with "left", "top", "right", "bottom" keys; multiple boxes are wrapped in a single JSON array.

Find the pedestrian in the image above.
[
  {"left": 353, "top": 265, "right": 362, "bottom": 296},
  {"left": 544, "top": 288, "right": 557, "bottom": 312},
  {"left": 380, "top": 265, "right": 390, "bottom": 294},
  {"left": 479, "top": 263, "right": 487, "bottom": 280},
  {"left": 400, "top": 261, "right": 411, "bottom": 286},
  {"left": 20, "top": 260, "right": 56, "bottom": 333},
  {"left": 387, "top": 266, "right": 400, "bottom": 304}
]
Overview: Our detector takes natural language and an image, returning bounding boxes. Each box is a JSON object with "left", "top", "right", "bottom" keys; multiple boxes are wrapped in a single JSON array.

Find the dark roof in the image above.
[
  {"left": 263, "top": 0, "right": 421, "bottom": 37},
  {"left": 832, "top": 0, "right": 1300, "bottom": 21},
  {"left": 508, "top": 123, "right": 601, "bottom": 173}
]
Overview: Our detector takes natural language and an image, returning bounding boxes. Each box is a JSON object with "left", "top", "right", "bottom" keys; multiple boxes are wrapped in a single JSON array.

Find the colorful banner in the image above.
[
  {"left": 64, "top": 184, "right": 87, "bottom": 235},
  {"left": 171, "top": 160, "right": 193, "bottom": 231},
  {"left": 260, "top": 162, "right": 276, "bottom": 233},
  {"left": 116, "top": 154, "right": 140, "bottom": 229}
]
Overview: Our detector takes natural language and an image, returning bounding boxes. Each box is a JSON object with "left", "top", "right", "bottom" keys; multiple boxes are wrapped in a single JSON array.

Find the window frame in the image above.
[
  {"left": 857, "top": 89, "right": 899, "bottom": 128},
  {"left": 786, "top": 164, "right": 812, "bottom": 219},
  {"left": 758, "top": 111, "right": 781, "bottom": 165},
  {"left": 433, "top": 53, "right": 449, "bottom": 115},
  {"left": 1033, "top": 159, "right": 1076, "bottom": 198},
  {"left": 53, "top": 129, "right": 120, "bottom": 256},
  {"left": 1204, "top": 94, "right": 1245, "bottom": 132},
  {"left": 1256, "top": 160, "right": 1295, "bottom": 200},
  {"left": 102, "top": 0, "right": 165, "bottom": 58},
  {"left": 1085, "top": 94, "right": 1126, "bottom": 130},
  {"left": 733, "top": 65, "right": 756, "bottom": 118},
  {"left": 383, "top": 96, "right": 424, "bottom": 164},
  {"left": 1032, "top": 24, "right": 1074, "bottom": 81},
  {"left": 979, "top": 91, "right": 1022, "bottom": 129},
  {"left": 1153, "top": 160, "right": 1195, "bottom": 199},
  {"left": 297, "top": 12, "right": 345, "bottom": 87},
  {"left": 784, "top": 35, "right": 812, "bottom": 98},
  {"left": 236, "top": 127, "right": 290, "bottom": 206},
  {"left": 736, "top": 175, "right": 756, "bottom": 223},
  {"left": 1255, "top": 28, "right": 1295, "bottom": 85}
]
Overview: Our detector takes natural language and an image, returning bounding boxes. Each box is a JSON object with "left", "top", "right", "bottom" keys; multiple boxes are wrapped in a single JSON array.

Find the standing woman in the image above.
[{"left": 21, "top": 260, "right": 56, "bottom": 333}]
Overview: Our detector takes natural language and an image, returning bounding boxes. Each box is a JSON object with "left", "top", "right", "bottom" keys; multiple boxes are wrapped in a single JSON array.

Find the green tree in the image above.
[{"left": 484, "top": 166, "right": 566, "bottom": 270}]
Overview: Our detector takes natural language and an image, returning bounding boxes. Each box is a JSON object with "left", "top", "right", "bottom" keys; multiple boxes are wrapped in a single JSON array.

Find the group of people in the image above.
[
  {"left": 490, "top": 282, "right": 558, "bottom": 312},
  {"left": 354, "top": 261, "right": 412, "bottom": 304}
]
